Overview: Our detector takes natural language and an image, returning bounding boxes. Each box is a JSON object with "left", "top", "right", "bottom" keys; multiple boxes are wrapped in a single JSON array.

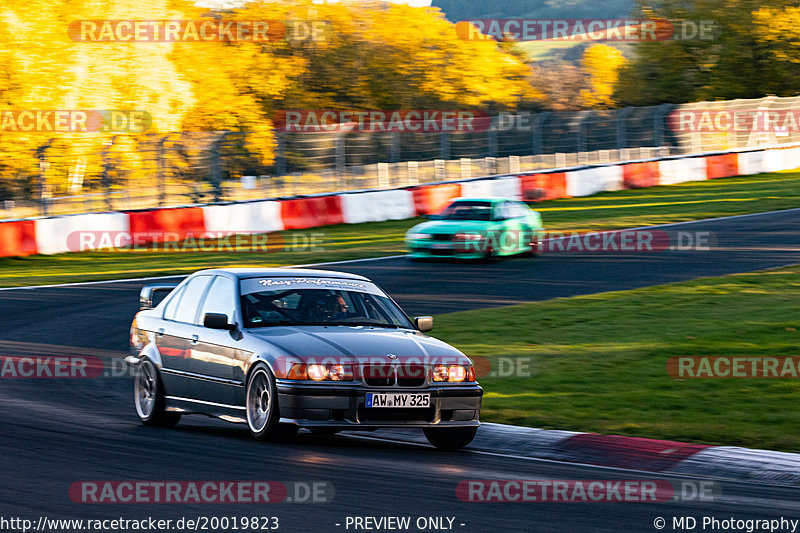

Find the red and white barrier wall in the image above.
[{"left": 3, "top": 145, "right": 800, "bottom": 257}]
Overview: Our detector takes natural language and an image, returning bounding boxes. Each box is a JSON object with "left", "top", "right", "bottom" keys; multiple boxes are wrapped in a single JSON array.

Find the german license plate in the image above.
[
  {"left": 365, "top": 392, "right": 430, "bottom": 408},
  {"left": 430, "top": 242, "right": 452, "bottom": 250}
]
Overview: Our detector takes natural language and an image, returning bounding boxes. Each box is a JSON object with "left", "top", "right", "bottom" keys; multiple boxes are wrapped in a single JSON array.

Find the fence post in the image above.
[
  {"left": 616, "top": 107, "right": 632, "bottom": 152},
  {"left": 654, "top": 103, "right": 673, "bottom": 156},
  {"left": 488, "top": 125, "right": 498, "bottom": 158},
  {"left": 440, "top": 132, "right": 451, "bottom": 161},
  {"left": 390, "top": 130, "right": 400, "bottom": 163},
  {"left": 532, "top": 112, "right": 550, "bottom": 156},
  {"left": 35, "top": 139, "right": 52, "bottom": 216},
  {"left": 210, "top": 131, "right": 230, "bottom": 203},
  {"left": 157, "top": 135, "right": 169, "bottom": 207},
  {"left": 335, "top": 132, "right": 346, "bottom": 176},
  {"left": 275, "top": 131, "right": 287, "bottom": 176},
  {"left": 101, "top": 137, "right": 115, "bottom": 211},
  {"left": 575, "top": 110, "right": 590, "bottom": 156}
]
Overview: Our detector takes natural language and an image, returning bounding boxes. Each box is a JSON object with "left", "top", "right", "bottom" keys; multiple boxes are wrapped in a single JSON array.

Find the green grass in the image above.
[
  {"left": 430, "top": 265, "right": 800, "bottom": 452},
  {"left": 1, "top": 170, "right": 799, "bottom": 287}
]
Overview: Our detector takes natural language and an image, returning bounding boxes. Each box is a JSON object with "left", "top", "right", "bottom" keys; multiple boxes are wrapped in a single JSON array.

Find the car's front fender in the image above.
[{"left": 124, "top": 342, "right": 162, "bottom": 369}]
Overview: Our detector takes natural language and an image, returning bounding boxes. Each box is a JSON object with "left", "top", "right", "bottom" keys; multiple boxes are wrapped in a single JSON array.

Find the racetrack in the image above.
[{"left": 2, "top": 210, "right": 800, "bottom": 532}]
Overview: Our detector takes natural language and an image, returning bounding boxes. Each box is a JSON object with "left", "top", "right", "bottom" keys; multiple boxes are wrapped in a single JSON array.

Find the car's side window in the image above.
[
  {"left": 495, "top": 202, "right": 513, "bottom": 220},
  {"left": 173, "top": 276, "right": 213, "bottom": 324},
  {"left": 198, "top": 276, "right": 236, "bottom": 325},
  {"left": 162, "top": 285, "right": 187, "bottom": 321},
  {"left": 505, "top": 201, "right": 522, "bottom": 218}
]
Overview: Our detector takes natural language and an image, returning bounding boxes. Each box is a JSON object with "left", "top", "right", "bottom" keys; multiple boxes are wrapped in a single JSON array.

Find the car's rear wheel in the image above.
[
  {"left": 134, "top": 359, "right": 181, "bottom": 427},
  {"left": 423, "top": 426, "right": 478, "bottom": 450},
  {"left": 246, "top": 365, "right": 281, "bottom": 440}
]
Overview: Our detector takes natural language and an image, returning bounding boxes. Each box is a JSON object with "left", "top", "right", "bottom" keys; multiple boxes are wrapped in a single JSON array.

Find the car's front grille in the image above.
[
  {"left": 358, "top": 406, "right": 435, "bottom": 422},
  {"left": 361, "top": 364, "right": 427, "bottom": 387}
]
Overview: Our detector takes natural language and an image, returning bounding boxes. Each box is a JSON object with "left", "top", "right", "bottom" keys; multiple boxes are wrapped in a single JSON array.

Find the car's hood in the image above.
[
  {"left": 247, "top": 326, "right": 468, "bottom": 364},
  {"left": 407, "top": 220, "right": 492, "bottom": 235}
]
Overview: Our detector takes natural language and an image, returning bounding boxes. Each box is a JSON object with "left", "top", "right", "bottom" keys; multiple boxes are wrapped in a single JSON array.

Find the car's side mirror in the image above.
[
  {"left": 139, "top": 284, "right": 178, "bottom": 310},
  {"left": 414, "top": 316, "right": 433, "bottom": 332},
  {"left": 204, "top": 313, "right": 236, "bottom": 331}
]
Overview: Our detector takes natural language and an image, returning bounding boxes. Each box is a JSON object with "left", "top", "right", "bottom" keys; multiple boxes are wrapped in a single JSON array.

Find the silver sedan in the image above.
[{"left": 126, "top": 268, "right": 483, "bottom": 449}]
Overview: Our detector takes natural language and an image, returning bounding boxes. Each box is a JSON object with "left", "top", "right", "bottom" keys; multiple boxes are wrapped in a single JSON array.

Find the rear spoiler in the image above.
[{"left": 139, "top": 283, "right": 178, "bottom": 310}]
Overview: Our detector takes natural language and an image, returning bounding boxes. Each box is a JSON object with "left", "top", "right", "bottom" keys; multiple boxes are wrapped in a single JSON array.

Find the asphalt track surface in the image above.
[{"left": 1, "top": 210, "right": 800, "bottom": 532}]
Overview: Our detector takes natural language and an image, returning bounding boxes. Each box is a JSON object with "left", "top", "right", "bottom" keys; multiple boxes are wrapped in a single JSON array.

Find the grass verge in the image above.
[
  {"left": 1, "top": 170, "right": 799, "bottom": 286},
  {"left": 430, "top": 264, "right": 800, "bottom": 452}
]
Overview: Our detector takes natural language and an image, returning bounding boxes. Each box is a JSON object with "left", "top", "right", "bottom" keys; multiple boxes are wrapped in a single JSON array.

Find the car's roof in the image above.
[
  {"left": 450, "top": 196, "right": 513, "bottom": 204},
  {"left": 192, "top": 267, "right": 370, "bottom": 281}
]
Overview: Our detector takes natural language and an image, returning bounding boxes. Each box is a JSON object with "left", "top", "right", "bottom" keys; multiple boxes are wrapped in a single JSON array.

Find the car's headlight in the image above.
[
  {"left": 453, "top": 233, "right": 483, "bottom": 241},
  {"left": 407, "top": 232, "right": 430, "bottom": 240},
  {"left": 287, "top": 363, "right": 354, "bottom": 381},
  {"left": 432, "top": 364, "right": 475, "bottom": 382}
]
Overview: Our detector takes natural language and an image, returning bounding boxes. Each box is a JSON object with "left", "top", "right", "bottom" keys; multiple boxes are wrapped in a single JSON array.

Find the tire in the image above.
[
  {"left": 245, "top": 365, "right": 282, "bottom": 440},
  {"left": 134, "top": 359, "right": 181, "bottom": 427},
  {"left": 423, "top": 426, "right": 478, "bottom": 450}
]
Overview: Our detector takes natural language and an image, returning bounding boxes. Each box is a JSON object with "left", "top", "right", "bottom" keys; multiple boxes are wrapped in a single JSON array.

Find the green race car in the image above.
[{"left": 405, "top": 197, "right": 545, "bottom": 260}]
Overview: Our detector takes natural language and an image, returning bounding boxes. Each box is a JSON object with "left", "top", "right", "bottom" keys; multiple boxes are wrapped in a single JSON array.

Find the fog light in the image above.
[
  {"left": 307, "top": 364, "right": 328, "bottom": 381},
  {"left": 448, "top": 365, "right": 467, "bottom": 382},
  {"left": 433, "top": 365, "right": 449, "bottom": 382}
]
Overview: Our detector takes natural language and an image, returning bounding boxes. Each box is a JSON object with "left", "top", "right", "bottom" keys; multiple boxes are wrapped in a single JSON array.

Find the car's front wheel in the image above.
[
  {"left": 246, "top": 365, "right": 281, "bottom": 440},
  {"left": 134, "top": 359, "right": 181, "bottom": 427},
  {"left": 423, "top": 426, "right": 478, "bottom": 450}
]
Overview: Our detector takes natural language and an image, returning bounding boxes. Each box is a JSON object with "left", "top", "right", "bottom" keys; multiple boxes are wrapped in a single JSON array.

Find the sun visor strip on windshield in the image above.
[{"left": 240, "top": 277, "right": 382, "bottom": 295}]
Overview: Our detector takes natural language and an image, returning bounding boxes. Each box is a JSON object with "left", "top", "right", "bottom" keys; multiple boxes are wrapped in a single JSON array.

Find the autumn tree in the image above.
[{"left": 580, "top": 44, "right": 627, "bottom": 108}]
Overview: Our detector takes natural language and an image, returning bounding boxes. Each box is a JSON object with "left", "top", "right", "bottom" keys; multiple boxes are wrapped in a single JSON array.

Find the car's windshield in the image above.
[
  {"left": 240, "top": 278, "right": 414, "bottom": 329},
  {"left": 438, "top": 201, "right": 493, "bottom": 221}
]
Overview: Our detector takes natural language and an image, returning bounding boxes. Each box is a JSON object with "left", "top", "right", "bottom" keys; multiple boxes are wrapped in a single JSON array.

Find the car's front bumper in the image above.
[
  {"left": 406, "top": 239, "right": 486, "bottom": 259},
  {"left": 276, "top": 381, "right": 483, "bottom": 428}
]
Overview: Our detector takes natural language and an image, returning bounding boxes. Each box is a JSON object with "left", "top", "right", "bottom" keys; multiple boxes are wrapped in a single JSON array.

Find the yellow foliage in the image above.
[{"left": 580, "top": 44, "right": 627, "bottom": 109}]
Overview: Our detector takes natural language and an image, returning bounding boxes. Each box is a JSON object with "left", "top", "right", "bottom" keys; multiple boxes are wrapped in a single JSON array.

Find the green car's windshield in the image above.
[
  {"left": 438, "top": 201, "right": 493, "bottom": 221},
  {"left": 240, "top": 285, "right": 414, "bottom": 329}
]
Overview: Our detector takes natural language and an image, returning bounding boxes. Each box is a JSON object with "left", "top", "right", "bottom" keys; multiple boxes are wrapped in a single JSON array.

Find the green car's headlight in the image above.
[
  {"left": 454, "top": 232, "right": 484, "bottom": 241},
  {"left": 407, "top": 232, "right": 430, "bottom": 240}
]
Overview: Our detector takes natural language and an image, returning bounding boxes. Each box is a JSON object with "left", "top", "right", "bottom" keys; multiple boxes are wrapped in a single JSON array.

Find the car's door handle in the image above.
[
  {"left": 191, "top": 335, "right": 199, "bottom": 344},
  {"left": 157, "top": 328, "right": 165, "bottom": 337}
]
